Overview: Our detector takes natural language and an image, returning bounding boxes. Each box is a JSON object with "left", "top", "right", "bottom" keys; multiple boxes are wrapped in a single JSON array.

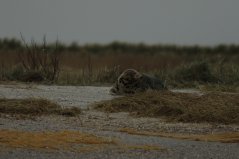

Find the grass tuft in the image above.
[
  {"left": 94, "top": 91, "right": 239, "bottom": 124},
  {"left": 0, "top": 98, "right": 81, "bottom": 117}
]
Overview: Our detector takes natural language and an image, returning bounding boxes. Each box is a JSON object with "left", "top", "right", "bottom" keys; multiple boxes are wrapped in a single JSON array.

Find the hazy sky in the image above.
[{"left": 0, "top": 0, "right": 239, "bottom": 45}]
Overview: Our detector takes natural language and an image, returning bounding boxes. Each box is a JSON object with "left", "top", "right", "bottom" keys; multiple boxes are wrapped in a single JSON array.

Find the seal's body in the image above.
[{"left": 110, "top": 69, "right": 167, "bottom": 95}]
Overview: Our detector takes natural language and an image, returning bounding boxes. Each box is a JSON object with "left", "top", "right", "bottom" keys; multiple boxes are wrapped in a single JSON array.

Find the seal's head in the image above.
[{"left": 110, "top": 69, "right": 142, "bottom": 95}]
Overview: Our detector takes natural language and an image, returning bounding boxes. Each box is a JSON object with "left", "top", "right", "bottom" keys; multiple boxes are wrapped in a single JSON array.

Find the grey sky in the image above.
[{"left": 0, "top": 0, "right": 239, "bottom": 45}]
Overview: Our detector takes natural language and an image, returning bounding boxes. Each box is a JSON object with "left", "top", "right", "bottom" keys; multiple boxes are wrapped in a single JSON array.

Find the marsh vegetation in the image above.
[{"left": 0, "top": 38, "right": 238, "bottom": 92}]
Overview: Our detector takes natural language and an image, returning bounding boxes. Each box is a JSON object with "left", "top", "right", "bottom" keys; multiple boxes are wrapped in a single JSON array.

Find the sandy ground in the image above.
[
  {"left": 0, "top": 84, "right": 114, "bottom": 109},
  {"left": 0, "top": 84, "right": 239, "bottom": 159}
]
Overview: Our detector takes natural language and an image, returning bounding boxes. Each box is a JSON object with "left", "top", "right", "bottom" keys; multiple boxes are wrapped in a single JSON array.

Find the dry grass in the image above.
[
  {"left": 61, "top": 53, "right": 182, "bottom": 71},
  {"left": 119, "top": 128, "right": 239, "bottom": 143},
  {"left": 94, "top": 91, "right": 239, "bottom": 124},
  {"left": 0, "top": 98, "right": 81, "bottom": 117},
  {"left": 0, "top": 129, "right": 115, "bottom": 152},
  {"left": 0, "top": 51, "right": 182, "bottom": 72}
]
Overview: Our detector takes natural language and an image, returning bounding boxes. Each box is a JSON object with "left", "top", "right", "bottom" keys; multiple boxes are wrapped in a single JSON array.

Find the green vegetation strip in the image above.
[
  {"left": 95, "top": 91, "right": 239, "bottom": 124},
  {"left": 0, "top": 98, "right": 81, "bottom": 117}
]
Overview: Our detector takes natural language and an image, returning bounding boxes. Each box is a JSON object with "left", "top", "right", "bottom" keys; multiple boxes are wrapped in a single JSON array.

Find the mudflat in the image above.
[{"left": 0, "top": 84, "right": 238, "bottom": 159}]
